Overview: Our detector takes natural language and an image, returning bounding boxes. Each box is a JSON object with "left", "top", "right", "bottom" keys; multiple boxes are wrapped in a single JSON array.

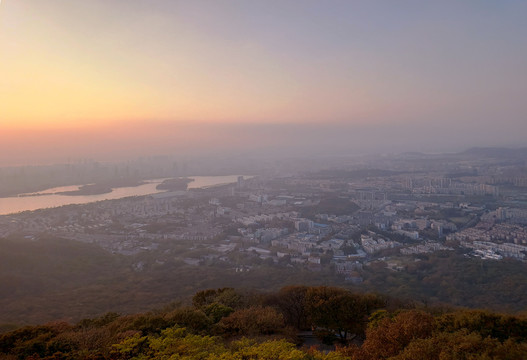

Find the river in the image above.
[{"left": 0, "top": 175, "right": 248, "bottom": 215}]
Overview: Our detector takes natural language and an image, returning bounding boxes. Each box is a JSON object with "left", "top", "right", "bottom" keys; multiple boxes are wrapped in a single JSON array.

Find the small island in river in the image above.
[
  {"left": 156, "top": 178, "right": 194, "bottom": 191},
  {"left": 57, "top": 184, "right": 113, "bottom": 196},
  {"left": 57, "top": 180, "right": 146, "bottom": 196}
]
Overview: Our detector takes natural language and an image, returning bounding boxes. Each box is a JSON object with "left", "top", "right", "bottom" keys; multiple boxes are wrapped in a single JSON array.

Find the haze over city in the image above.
[
  {"left": 3, "top": 2, "right": 527, "bottom": 358},
  {"left": 1, "top": 1, "right": 526, "bottom": 165}
]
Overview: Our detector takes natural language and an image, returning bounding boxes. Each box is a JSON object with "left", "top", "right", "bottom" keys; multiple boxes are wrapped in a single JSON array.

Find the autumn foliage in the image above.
[{"left": 0, "top": 286, "right": 526, "bottom": 359}]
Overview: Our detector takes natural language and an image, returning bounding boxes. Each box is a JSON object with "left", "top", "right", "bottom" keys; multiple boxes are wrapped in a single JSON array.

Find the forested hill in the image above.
[
  {"left": 1, "top": 236, "right": 527, "bottom": 326},
  {"left": 1, "top": 286, "right": 526, "bottom": 359}
]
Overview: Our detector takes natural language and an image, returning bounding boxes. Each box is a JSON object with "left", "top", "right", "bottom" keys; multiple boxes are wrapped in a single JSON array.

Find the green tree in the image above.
[
  {"left": 203, "top": 303, "right": 234, "bottom": 324},
  {"left": 218, "top": 306, "right": 284, "bottom": 336},
  {"left": 305, "top": 287, "right": 384, "bottom": 342},
  {"left": 148, "top": 327, "right": 225, "bottom": 360},
  {"left": 268, "top": 285, "right": 310, "bottom": 330},
  {"left": 164, "top": 308, "right": 211, "bottom": 334}
]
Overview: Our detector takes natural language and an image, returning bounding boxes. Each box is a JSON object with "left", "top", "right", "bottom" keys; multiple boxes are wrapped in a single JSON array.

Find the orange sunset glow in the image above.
[
  {"left": 1, "top": 1, "right": 527, "bottom": 165},
  {"left": 2, "top": 3, "right": 527, "bottom": 353}
]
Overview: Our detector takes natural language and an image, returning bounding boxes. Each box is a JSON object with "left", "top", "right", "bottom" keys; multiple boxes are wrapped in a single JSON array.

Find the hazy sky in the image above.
[{"left": 1, "top": 1, "right": 526, "bottom": 165}]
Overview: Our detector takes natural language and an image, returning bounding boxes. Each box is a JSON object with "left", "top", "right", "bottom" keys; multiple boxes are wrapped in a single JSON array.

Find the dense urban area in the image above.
[
  {"left": 1, "top": 148, "right": 527, "bottom": 358},
  {"left": 3, "top": 149, "right": 527, "bottom": 266},
  {"left": 1, "top": 148, "right": 527, "bottom": 325}
]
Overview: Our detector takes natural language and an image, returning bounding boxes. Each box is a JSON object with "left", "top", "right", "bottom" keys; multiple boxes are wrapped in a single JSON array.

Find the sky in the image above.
[{"left": 1, "top": 1, "right": 526, "bottom": 165}]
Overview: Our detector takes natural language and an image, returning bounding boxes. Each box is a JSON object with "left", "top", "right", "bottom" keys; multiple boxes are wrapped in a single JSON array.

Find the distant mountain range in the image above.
[
  {"left": 460, "top": 147, "right": 527, "bottom": 159},
  {"left": 398, "top": 146, "right": 527, "bottom": 160}
]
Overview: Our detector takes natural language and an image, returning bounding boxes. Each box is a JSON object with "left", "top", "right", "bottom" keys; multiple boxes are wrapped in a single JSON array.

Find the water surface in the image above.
[{"left": 0, "top": 175, "right": 247, "bottom": 215}]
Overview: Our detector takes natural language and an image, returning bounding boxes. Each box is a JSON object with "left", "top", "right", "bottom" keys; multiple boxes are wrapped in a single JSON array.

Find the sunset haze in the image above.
[{"left": 1, "top": 0, "right": 527, "bottom": 164}]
